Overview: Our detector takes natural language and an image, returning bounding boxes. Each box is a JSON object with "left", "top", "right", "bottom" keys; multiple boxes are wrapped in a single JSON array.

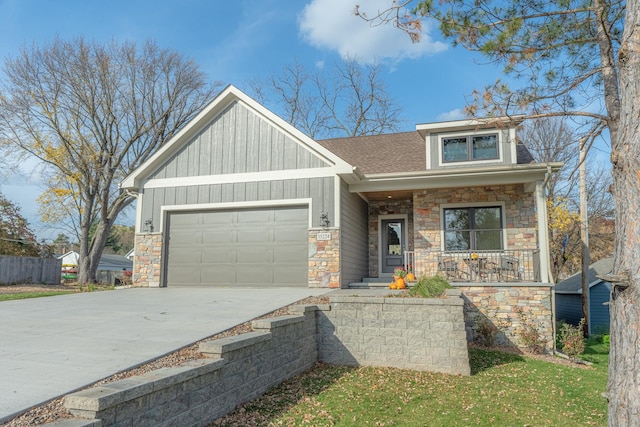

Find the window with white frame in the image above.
[
  {"left": 443, "top": 206, "right": 503, "bottom": 251},
  {"left": 442, "top": 134, "right": 499, "bottom": 163}
]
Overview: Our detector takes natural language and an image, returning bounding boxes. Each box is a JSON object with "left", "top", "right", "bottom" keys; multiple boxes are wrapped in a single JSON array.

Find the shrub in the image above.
[
  {"left": 558, "top": 319, "right": 586, "bottom": 360},
  {"left": 515, "top": 307, "right": 547, "bottom": 354},
  {"left": 408, "top": 275, "right": 452, "bottom": 298}
]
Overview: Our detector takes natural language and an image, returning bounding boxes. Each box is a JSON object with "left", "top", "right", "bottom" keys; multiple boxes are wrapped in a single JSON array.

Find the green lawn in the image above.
[
  {"left": 0, "top": 291, "right": 74, "bottom": 301},
  {"left": 213, "top": 339, "right": 609, "bottom": 426}
]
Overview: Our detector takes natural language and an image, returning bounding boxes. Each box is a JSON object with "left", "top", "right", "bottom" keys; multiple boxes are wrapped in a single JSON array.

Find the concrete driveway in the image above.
[{"left": 0, "top": 287, "right": 330, "bottom": 422}]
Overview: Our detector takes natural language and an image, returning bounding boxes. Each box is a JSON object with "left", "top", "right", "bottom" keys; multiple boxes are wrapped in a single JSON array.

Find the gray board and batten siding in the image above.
[
  {"left": 140, "top": 101, "right": 336, "bottom": 229},
  {"left": 148, "top": 101, "right": 331, "bottom": 179},
  {"left": 339, "top": 180, "right": 369, "bottom": 286}
]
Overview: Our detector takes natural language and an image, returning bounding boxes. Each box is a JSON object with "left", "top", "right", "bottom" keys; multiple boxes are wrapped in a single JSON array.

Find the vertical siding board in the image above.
[
  {"left": 235, "top": 104, "right": 248, "bottom": 174},
  {"left": 339, "top": 180, "right": 369, "bottom": 285},
  {"left": 309, "top": 178, "right": 322, "bottom": 227},
  {"left": 233, "top": 183, "right": 246, "bottom": 202},
  {"left": 198, "top": 185, "right": 210, "bottom": 204},
  {"left": 212, "top": 112, "right": 224, "bottom": 175},
  {"left": 283, "top": 179, "right": 296, "bottom": 199},
  {"left": 186, "top": 186, "right": 199, "bottom": 204},
  {"left": 245, "top": 182, "right": 258, "bottom": 201},
  {"left": 258, "top": 120, "right": 275, "bottom": 171},
  {"left": 222, "top": 103, "right": 236, "bottom": 174},
  {"left": 210, "top": 184, "right": 222, "bottom": 203},
  {"left": 221, "top": 183, "right": 234, "bottom": 202},
  {"left": 245, "top": 111, "right": 259, "bottom": 173},
  {"left": 176, "top": 186, "right": 187, "bottom": 205},
  {"left": 198, "top": 127, "right": 212, "bottom": 176},
  {"left": 270, "top": 180, "right": 284, "bottom": 200},
  {"left": 274, "top": 132, "right": 287, "bottom": 171},
  {"left": 257, "top": 181, "right": 271, "bottom": 200}
]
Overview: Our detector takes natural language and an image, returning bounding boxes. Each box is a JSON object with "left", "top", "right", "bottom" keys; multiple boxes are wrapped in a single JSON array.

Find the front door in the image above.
[{"left": 381, "top": 219, "right": 405, "bottom": 274}]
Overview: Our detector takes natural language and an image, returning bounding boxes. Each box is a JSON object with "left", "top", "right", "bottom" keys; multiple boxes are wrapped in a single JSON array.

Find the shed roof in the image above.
[{"left": 555, "top": 257, "right": 614, "bottom": 294}]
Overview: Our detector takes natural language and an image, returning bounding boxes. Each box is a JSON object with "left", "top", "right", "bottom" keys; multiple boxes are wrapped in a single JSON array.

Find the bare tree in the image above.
[
  {"left": 357, "top": 1, "right": 637, "bottom": 422},
  {"left": 249, "top": 58, "right": 403, "bottom": 138},
  {"left": 0, "top": 37, "right": 221, "bottom": 284}
]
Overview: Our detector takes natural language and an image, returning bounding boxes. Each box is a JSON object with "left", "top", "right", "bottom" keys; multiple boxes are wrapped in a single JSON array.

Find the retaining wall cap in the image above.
[
  {"left": 252, "top": 314, "right": 305, "bottom": 330},
  {"left": 288, "top": 304, "right": 321, "bottom": 314},
  {"left": 199, "top": 331, "right": 271, "bottom": 355},
  {"left": 65, "top": 386, "right": 124, "bottom": 411},
  {"left": 40, "top": 419, "right": 102, "bottom": 427}
]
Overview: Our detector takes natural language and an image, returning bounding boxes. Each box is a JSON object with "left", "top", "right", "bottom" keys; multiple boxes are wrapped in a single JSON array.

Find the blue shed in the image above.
[{"left": 555, "top": 257, "right": 612, "bottom": 333}]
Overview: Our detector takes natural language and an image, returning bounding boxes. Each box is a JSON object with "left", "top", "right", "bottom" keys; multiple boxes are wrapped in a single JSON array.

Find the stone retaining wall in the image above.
[
  {"left": 63, "top": 308, "right": 317, "bottom": 427},
  {"left": 53, "top": 292, "right": 470, "bottom": 427},
  {"left": 317, "top": 290, "right": 470, "bottom": 375}
]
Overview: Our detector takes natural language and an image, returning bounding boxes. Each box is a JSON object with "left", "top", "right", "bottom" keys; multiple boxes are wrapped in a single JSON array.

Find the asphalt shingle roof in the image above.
[
  {"left": 317, "top": 131, "right": 426, "bottom": 174},
  {"left": 555, "top": 257, "right": 614, "bottom": 293}
]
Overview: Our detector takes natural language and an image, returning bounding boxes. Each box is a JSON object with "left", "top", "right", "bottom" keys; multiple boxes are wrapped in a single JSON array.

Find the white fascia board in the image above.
[
  {"left": 348, "top": 163, "right": 562, "bottom": 193},
  {"left": 143, "top": 167, "right": 342, "bottom": 189},
  {"left": 121, "top": 84, "right": 356, "bottom": 190},
  {"left": 416, "top": 115, "right": 526, "bottom": 135}
]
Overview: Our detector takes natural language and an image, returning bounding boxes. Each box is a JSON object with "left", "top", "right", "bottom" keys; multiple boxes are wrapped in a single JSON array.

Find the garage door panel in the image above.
[
  {"left": 236, "top": 247, "right": 273, "bottom": 264},
  {"left": 201, "top": 247, "right": 235, "bottom": 263},
  {"left": 202, "top": 211, "right": 234, "bottom": 225},
  {"left": 274, "top": 228, "right": 307, "bottom": 242},
  {"left": 237, "top": 229, "right": 271, "bottom": 243},
  {"left": 202, "top": 230, "right": 234, "bottom": 243},
  {"left": 166, "top": 206, "right": 308, "bottom": 287},
  {"left": 237, "top": 209, "right": 272, "bottom": 223},
  {"left": 274, "top": 208, "right": 307, "bottom": 222}
]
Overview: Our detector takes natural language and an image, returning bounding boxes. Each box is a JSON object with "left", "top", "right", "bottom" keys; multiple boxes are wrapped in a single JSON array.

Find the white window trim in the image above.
[
  {"left": 159, "top": 198, "right": 314, "bottom": 231},
  {"left": 440, "top": 201, "right": 507, "bottom": 252},
  {"left": 378, "top": 214, "right": 409, "bottom": 278},
  {"left": 437, "top": 130, "right": 503, "bottom": 167}
]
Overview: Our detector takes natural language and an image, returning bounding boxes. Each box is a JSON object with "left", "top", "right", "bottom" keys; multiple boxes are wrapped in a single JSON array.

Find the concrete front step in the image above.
[{"left": 349, "top": 277, "right": 405, "bottom": 288}]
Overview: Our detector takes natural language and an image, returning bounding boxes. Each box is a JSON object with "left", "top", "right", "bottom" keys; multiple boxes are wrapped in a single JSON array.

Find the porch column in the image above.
[{"left": 535, "top": 180, "right": 550, "bottom": 283}]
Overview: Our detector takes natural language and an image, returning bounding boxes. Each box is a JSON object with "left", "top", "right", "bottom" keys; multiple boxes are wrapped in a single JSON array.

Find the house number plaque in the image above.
[{"left": 317, "top": 232, "right": 332, "bottom": 241}]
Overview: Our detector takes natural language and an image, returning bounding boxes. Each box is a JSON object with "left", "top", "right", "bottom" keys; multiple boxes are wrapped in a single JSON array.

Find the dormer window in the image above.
[{"left": 442, "top": 133, "right": 499, "bottom": 163}]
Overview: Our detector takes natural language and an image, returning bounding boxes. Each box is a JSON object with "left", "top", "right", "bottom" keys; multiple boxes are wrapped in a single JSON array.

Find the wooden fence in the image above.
[{"left": 0, "top": 255, "right": 62, "bottom": 285}]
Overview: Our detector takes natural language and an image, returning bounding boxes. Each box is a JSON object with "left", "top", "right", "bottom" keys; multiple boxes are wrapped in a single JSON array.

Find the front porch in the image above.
[{"left": 404, "top": 249, "right": 541, "bottom": 283}]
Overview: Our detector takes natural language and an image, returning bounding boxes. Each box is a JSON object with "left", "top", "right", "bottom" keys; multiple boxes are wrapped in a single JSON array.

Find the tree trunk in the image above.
[{"left": 608, "top": 0, "right": 640, "bottom": 423}]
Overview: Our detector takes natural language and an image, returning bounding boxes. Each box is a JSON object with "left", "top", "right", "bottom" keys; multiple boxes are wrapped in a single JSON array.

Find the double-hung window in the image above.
[
  {"left": 442, "top": 134, "right": 499, "bottom": 163},
  {"left": 443, "top": 206, "right": 503, "bottom": 251}
]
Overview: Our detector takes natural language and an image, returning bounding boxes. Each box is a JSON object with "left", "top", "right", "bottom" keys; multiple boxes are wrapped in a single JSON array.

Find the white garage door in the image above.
[{"left": 165, "top": 206, "right": 309, "bottom": 287}]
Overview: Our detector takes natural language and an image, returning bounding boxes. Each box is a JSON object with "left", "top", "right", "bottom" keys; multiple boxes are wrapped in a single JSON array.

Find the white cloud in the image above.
[
  {"left": 437, "top": 108, "right": 466, "bottom": 121},
  {"left": 298, "top": 0, "right": 447, "bottom": 64}
]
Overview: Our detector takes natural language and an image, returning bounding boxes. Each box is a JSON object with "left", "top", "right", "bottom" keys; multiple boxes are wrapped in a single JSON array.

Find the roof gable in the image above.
[{"left": 121, "top": 85, "right": 354, "bottom": 189}]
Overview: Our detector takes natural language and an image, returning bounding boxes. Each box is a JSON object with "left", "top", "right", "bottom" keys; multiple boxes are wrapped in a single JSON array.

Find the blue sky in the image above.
[{"left": 0, "top": 0, "right": 504, "bottom": 240}]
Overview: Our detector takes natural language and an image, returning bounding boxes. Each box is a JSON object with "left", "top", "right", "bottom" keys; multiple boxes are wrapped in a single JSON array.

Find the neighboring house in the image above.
[
  {"left": 121, "top": 85, "right": 563, "bottom": 349},
  {"left": 57, "top": 251, "right": 133, "bottom": 284},
  {"left": 125, "top": 249, "right": 135, "bottom": 261},
  {"left": 555, "top": 257, "right": 613, "bottom": 333}
]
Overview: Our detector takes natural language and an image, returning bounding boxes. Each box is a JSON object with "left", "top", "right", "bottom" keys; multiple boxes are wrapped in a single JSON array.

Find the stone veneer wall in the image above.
[
  {"left": 317, "top": 290, "right": 470, "bottom": 375},
  {"left": 308, "top": 228, "right": 340, "bottom": 288},
  {"left": 459, "top": 284, "right": 554, "bottom": 351},
  {"left": 413, "top": 184, "right": 537, "bottom": 252},
  {"left": 133, "top": 233, "right": 163, "bottom": 288},
  {"left": 368, "top": 198, "right": 414, "bottom": 277}
]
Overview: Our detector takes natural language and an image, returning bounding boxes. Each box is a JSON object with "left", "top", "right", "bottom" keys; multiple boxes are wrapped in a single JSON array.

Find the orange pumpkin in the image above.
[
  {"left": 389, "top": 281, "right": 398, "bottom": 289},
  {"left": 395, "top": 277, "right": 406, "bottom": 289},
  {"left": 406, "top": 272, "right": 416, "bottom": 282}
]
